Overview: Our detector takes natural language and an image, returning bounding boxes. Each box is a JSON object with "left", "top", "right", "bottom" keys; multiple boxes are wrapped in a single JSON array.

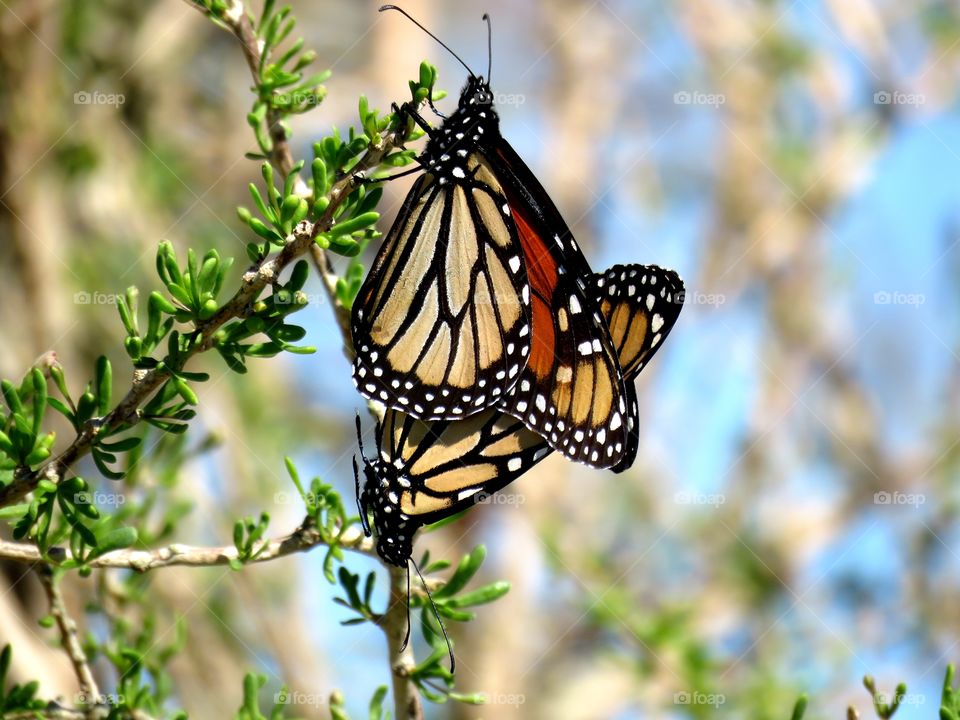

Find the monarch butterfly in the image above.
[
  {"left": 351, "top": 6, "right": 631, "bottom": 469},
  {"left": 356, "top": 263, "right": 685, "bottom": 568}
]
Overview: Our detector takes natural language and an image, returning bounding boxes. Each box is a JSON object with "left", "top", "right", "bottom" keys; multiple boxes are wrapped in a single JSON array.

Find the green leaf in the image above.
[
  {"left": 172, "top": 376, "right": 198, "bottom": 405},
  {"left": 95, "top": 356, "right": 112, "bottom": 416},
  {"left": 434, "top": 545, "right": 486, "bottom": 599},
  {"left": 92, "top": 526, "right": 138, "bottom": 555},
  {"left": 329, "top": 211, "right": 379, "bottom": 237},
  {"left": 368, "top": 685, "right": 388, "bottom": 720},
  {"left": 29, "top": 369, "right": 47, "bottom": 439},
  {"left": 1, "top": 380, "right": 23, "bottom": 415},
  {"left": 446, "top": 581, "right": 510, "bottom": 607}
]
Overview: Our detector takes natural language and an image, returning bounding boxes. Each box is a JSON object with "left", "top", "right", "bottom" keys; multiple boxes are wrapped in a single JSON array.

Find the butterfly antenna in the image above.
[
  {"left": 354, "top": 412, "right": 365, "bottom": 455},
  {"left": 354, "top": 413, "right": 371, "bottom": 535},
  {"left": 411, "top": 555, "right": 456, "bottom": 673},
  {"left": 482, "top": 13, "right": 492, "bottom": 84},
  {"left": 353, "top": 457, "right": 370, "bottom": 536},
  {"left": 399, "top": 561, "right": 413, "bottom": 651},
  {"left": 380, "top": 5, "right": 476, "bottom": 79}
]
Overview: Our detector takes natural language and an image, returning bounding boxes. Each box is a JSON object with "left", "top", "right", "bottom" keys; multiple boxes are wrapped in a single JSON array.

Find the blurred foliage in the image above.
[{"left": 0, "top": 0, "right": 959, "bottom": 718}]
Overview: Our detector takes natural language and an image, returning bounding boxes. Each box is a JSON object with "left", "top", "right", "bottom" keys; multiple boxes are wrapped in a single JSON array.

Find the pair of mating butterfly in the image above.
[{"left": 353, "top": 8, "right": 683, "bottom": 579}]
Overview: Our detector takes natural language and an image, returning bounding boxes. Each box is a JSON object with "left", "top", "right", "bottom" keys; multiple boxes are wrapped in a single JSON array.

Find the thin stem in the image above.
[
  {"left": 35, "top": 566, "right": 99, "bottom": 707},
  {"left": 382, "top": 565, "right": 424, "bottom": 720},
  {"left": 0, "top": 521, "right": 372, "bottom": 570}
]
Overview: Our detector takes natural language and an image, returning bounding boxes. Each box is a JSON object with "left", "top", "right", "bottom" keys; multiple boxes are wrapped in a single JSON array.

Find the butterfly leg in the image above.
[
  {"left": 426, "top": 85, "right": 447, "bottom": 119},
  {"left": 393, "top": 101, "right": 436, "bottom": 137},
  {"left": 355, "top": 164, "right": 425, "bottom": 186}
]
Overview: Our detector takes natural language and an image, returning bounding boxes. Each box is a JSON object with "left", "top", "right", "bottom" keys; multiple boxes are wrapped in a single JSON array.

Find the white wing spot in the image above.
[
  {"left": 509, "top": 256, "right": 522, "bottom": 273},
  {"left": 569, "top": 296, "right": 582, "bottom": 314},
  {"left": 507, "top": 458, "right": 523, "bottom": 471},
  {"left": 652, "top": 314, "right": 664, "bottom": 332}
]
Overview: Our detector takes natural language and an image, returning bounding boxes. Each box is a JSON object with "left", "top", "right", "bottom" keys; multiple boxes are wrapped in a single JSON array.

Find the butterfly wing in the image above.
[
  {"left": 352, "top": 163, "right": 531, "bottom": 419},
  {"left": 593, "top": 264, "right": 685, "bottom": 472},
  {"left": 486, "top": 140, "right": 631, "bottom": 469},
  {"left": 377, "top": 407, "right": 549, "bottom": 526}
]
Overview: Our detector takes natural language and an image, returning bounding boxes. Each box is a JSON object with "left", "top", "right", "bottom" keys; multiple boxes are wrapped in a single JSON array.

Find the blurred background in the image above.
[{"left": 1, "top": 0, "right": 959, "bottom": 718}]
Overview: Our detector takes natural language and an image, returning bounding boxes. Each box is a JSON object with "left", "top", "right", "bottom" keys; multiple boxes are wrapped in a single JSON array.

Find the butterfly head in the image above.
[
  {"left": 357, "top": 456, "right": 415, "bottom": 567},
  {"left": 459, "top": 74, "right": 495, "bottom": 112}
]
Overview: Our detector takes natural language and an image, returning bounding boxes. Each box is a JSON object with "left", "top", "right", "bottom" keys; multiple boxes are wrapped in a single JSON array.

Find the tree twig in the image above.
[
  {"left": 0, "top": 521, "right": 372, "bottom": 570},
  {"left": 35, "top": 566, "right": 99, "bottom": 710},
  {"left": 381, "top": 565, "right": 424, "bottom": 720}
]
